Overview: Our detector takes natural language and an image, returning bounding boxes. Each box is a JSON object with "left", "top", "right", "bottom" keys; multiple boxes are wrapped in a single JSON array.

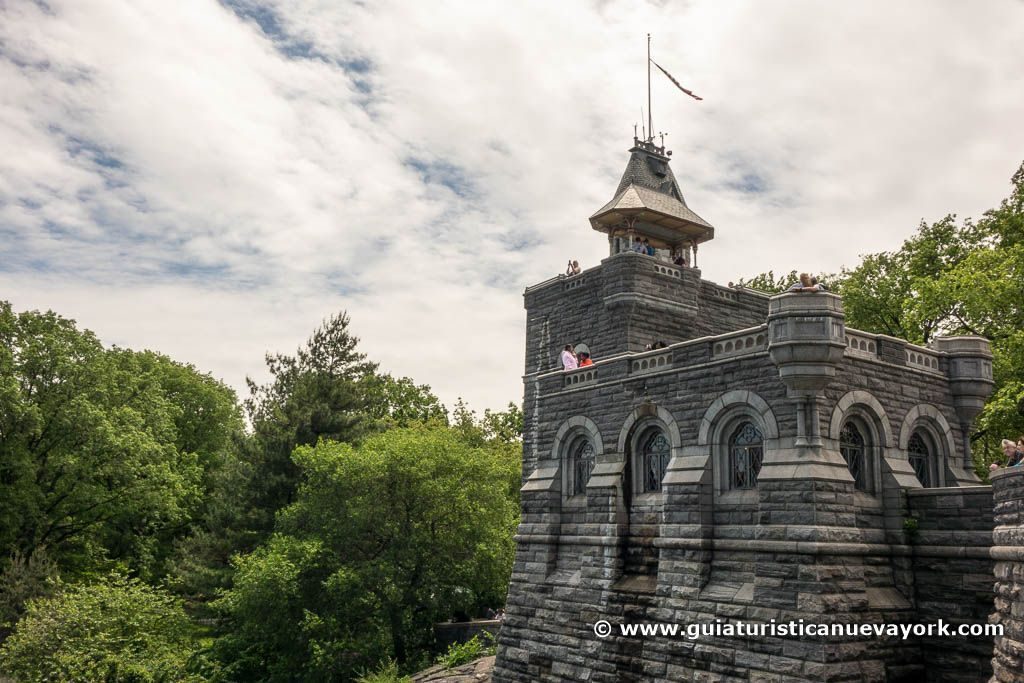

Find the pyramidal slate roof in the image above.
[
  {"left": 614, "top": 144, "right": 687, "bottom": 201},
  {"left": 590, "top": 140, "right": 714, "bottom": 243}
]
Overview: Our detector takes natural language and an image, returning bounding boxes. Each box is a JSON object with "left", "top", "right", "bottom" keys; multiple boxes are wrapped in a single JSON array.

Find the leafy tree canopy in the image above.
[
  {"left": 0, "top": 573, "right": 205, "bottom": 682},
  {"left": 739, "top": 161, "right": 1024, "bottom": 470},
  {"left": 363, "top": 374, "right": 449, "bottom": 429},
  {"left": 242, "top": 312, "right": 379, "bottom": 529},
  {"left": 0, "top": 303, "right": 241, "bottom": 580},
  {"left": 212, "top": 425, "right": 519, "bottom": 681}
]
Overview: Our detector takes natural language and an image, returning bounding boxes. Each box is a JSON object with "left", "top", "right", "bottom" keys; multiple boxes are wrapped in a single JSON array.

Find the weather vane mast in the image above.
[
  {"left": 642, "top": 34, "right": 704, "bottom": 148},
  {"left": 647, "top": 33, "right": 653, "bottom": 144}
]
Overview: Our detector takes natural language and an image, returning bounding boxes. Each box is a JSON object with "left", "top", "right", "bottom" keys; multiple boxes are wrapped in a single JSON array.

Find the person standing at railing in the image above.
[
  {"left": 989, "top": 439, "right": 1023, "bottom": 471},
  {"left": 787, "top": 273, "right": 824, "bottom": 292},
  {"left": 561, "top": 344, "right": 578, "bottom": 370}
]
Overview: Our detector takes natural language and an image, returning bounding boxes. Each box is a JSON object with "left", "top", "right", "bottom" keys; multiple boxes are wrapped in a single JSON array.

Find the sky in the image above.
[{"left": 2, "top": 0, "right": 1023, "bottom": 413}]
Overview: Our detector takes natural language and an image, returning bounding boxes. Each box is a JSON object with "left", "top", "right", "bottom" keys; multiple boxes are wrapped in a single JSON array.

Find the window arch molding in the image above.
[
  {"left": 616, "top": 404, "right": 681, "bottom": 499},
  {"left": 828, "top": 391, "right": 893, "bottom": 447},
  {"left": 698, "top": 390, "right": 779, "bottom": 446},
  {"left": 551, "top": 416, "right": 604, "bottom": 500},
  {"left": 897, "top": 404, "right": 956, "bottom": 487},
  {"left": 698, "top": 391, "right": 778, "bottom": 498},
  {"left": 828, "top": 391, "right": 892, "bottom": 495}
]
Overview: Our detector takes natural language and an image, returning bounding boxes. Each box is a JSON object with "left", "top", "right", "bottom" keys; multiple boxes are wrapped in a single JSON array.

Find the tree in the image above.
[
  {"left": 450, "top": 399, "right": 523, "bottom": 446},
  {"left": 212, "top": 425, "right": 519, "bottom": 681},
  {"left": 0, "top": 303, "right": 240, "bottom": 580},
  {"left": 363, "top": 374, "right": 448, "bottom": 429},
  {"left": 737, "top": 161, "right": 1024, "bottom": 471},
  {"left": 737, "top": 269, "right": 799, "bottom": 294},
  {"left": 0, "top": 573, "right": 205, "bottom": 682},
  {"left": 243, "top": 312, "right": 378, "bottom": 527}
]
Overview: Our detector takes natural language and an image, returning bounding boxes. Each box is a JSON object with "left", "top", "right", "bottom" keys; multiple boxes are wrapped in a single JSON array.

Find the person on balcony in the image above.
[
  {"left": 566, "top": 259, "right": 581, "bottom": 276},
  {"left": 787, "top": 273, "right": 824, "bottom": 292},
  {"left": 579, "top": 352, "right": 593, "bottom": 367},
  {"left": 560, "top": 344, "right": 578, "bottom": 370},
  {"left": 989, "top": 439, "right": 1023, "bottom": 471}
]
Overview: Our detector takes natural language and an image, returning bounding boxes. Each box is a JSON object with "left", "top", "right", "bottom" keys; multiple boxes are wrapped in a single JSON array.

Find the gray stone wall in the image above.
[
  {"left": 497, "top": 272, "right": 999, "bottom": 682},
  {"left": 907, "top": 487, "right": 995, "bottom": 682},
  {"left": 990, "top": 468, "right": 1024, "bottom": 682}
]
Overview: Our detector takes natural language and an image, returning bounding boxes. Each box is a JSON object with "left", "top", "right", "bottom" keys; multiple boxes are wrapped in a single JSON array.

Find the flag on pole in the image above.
[{"left": 650, "top": 59, "right": 702, "bottom": 101}]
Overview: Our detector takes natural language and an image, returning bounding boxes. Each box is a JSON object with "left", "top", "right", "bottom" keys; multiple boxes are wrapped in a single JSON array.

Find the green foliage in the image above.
[
  {"left": 212, "top": 425, "right": 519, "bottom": 681},
  {"left": 0, "top": 573, "right": 204, "bottom": 682},
  {"left": 436, "top": 633, "right": 496, "bottom": 669},
  {"left": 355, "top": 659, "right": 412, "bottom": 683},
  {"left": 738, "top": 161, "right": 1024, "bottom": 471},
  {"left": 902, "top": 516, "right": 920, "bottom": 542},
  {"left": 0, "top": 548, "right": 58, "bottom": 637},
  {"left": 0, "top": 303, "right": 241, "bottom": 581},
  {"left": 243, "top": 312, "right": 379, "bottom": 529},
  {"left": 451, "top": 399, "right": 523, "bottom": 446},
  {"left": 364, "top": 374, "right": 449, "bottom": 429},
  {"left": 737, "top": 269, "right": 799, "bottom": 294}
]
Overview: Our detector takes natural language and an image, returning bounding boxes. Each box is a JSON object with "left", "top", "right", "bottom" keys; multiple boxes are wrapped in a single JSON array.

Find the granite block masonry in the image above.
[{"left": 492, "top": 137, "right": 1007, "bottom": 682}]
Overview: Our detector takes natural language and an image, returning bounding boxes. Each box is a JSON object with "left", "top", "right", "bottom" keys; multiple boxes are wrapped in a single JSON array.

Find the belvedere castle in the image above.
[{"left": 491, "top": 136, "right": 1024, "bottom": 682}]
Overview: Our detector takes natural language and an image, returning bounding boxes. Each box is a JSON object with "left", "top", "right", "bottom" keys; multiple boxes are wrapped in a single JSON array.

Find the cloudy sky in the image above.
[{"left": 2, "top": 0, "right": 1023, "bottom": 413}]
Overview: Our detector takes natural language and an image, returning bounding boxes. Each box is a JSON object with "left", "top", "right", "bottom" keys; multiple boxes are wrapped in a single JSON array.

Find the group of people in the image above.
[
  {"left": 788, "top": 272, "right": 827, "bottom": 293},
  {"left": 644, "top": 340, "right": 668, "bottom": 351},
  {"left": 634, "top": 240, "right": 689, "bottom": 267},
  {"left": 564, "top": 238, "right": 690, "bottom": 276},
  {"left": 632, "top": 238, "right": 656, "bottom": 256},
  {"left": 989, "top": 437, "right": 1024, "bottom": 471},
  {"left": 561, "top": 344, "right": 593, "bottom": 370}
]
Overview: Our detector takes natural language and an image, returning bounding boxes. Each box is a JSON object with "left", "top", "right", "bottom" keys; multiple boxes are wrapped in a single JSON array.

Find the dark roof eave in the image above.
[{"left": 590, "top": 208, "right": 713, "bottom": 233}]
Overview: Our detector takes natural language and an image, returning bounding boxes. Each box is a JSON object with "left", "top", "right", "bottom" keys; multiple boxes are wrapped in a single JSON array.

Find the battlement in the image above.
[{"left": 523, "top": 251, "right": 769, "bottom": 374}]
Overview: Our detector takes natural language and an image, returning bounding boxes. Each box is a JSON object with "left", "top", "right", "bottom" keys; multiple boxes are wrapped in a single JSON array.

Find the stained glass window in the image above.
[
  {"left": 729, "top": 422, "right": 764, "bottom": 490},
  {"left": 640, "top": 428, "right": 670, "bottom": 493},
  {"left": 571, "top": 437, "right": 595, "bottom": 496},
  {"left": 840, "top": 422, "right": 869, "bottom": 492},
  {"left": 908, "top": 431, "right": 931, "bottom": 488}
]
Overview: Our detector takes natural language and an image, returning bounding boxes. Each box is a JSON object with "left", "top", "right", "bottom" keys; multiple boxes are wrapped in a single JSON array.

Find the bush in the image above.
[
  {"left": 436, "top": 633, "right": 496, "bottom": 669},
  {"left": 0, "top": 573, "right": 203, "bottom": 682},
  {"left": 0, "top": 549, "right": 58, "bottom": 636},
  {"left": 356, "top": 659, "right": 412, "bottom": 683}
]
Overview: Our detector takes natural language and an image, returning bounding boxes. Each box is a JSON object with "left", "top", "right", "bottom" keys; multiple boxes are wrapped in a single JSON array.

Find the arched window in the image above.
[
  {"left": 908, "top": 430, "right": 931, "bottom": 488},
  {"left": 728, "top": 422, "right": 764, "bottom": 490},
  {"left": 569, "top": 435, "right": 595, "bottom": 496},
  {"left": 840, "top": 421, "right": 869, "bottom": 492},
  {"left": 639, "top": 427, "right": 671, "bottom": 493}
]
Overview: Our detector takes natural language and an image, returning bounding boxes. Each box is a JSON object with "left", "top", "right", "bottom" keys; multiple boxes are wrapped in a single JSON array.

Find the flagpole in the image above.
[{"left": 647, "top": 34, "right": 652, "bottom": 143}]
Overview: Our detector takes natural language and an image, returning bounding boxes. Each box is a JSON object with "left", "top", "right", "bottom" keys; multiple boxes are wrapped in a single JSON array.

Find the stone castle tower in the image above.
[{"left": 491, "top": 136, "right": 1008, "bottom": 682}]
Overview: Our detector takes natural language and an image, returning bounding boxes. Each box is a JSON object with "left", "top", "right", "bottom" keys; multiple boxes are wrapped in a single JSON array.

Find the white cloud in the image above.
[{"left": 2, "top": 0, "right": 1023, "bottom": 412}]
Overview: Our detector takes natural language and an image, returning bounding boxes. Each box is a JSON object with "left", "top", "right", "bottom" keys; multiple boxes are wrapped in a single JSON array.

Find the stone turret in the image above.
[
  {"left": 589, "top": 138, "right": 713, "bottom": 265},
  {"left": 767, "top": 292, "right": 846, "bottom": 447},
  {"left": 933, "top": 335, "right": 994, "bottom": 479}
]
